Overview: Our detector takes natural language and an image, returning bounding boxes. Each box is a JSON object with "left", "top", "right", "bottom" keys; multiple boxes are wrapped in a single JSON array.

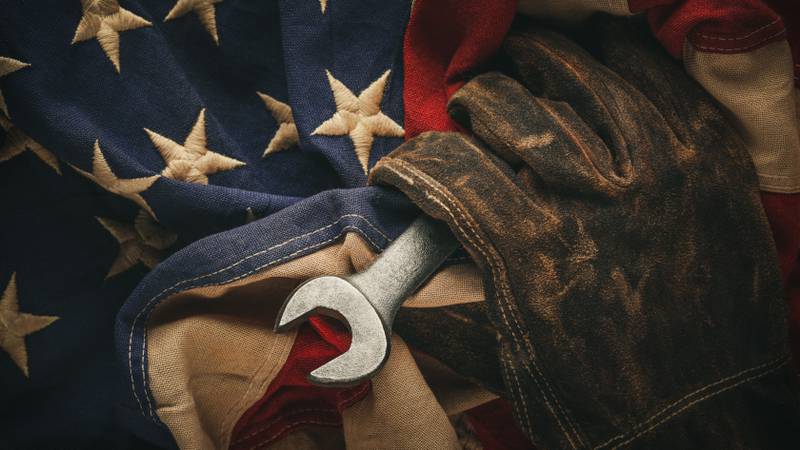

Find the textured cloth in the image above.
[
  {"left": 402, "top": 0, "right": 516, "bottom": 139},
  {"left": 372, "top": 16, "right": 800, "bottom": 449},
  {"left": 0, "top": 0, "right": 416, "bottom": 447},
  {"left": 682, "top": 39, "right": 799, "bottom": 193},
  {"left": 766, "top": 0, "right": 800, "bottom": 83},
  {"left": 517, "top": 0, "right": 800, "bottom": 379},
  {"left": 138, "top": 224, "right": 499, "bottom": 449},
  {"left": 3, "top": 0, "right": 799, "bottom": 448}
]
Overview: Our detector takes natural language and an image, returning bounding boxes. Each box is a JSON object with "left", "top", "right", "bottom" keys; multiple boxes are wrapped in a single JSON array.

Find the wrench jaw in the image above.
[
  {"left": 273, "top": 276, "right": 391, "bottom": 387},
  {"left": 273, "top": 276, "right": 357, "bottom": 333},
  {"left": 308, "top": 334, "right": 390, "bottom": 387}
]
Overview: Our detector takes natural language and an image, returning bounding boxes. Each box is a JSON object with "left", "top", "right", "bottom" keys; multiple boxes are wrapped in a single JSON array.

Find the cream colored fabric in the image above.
[
  {"left": 0, "top": 272, "right": 59, "bottom": 378},
  {"left": 341, "top": 337, "right": 462, "bottom": 450},
  {"left": 147, "top": 279, "right": 296, "bottom": 450},
  {"left": 405, "top": 260, "right": 483, "bottom": 308},
  {"left": 518, "top": 0, "right": 631, "bottom": 23},
  {"left": 336, "top": 340, "right": 498, "bottom": 450},
  {"left": 684, "top": 40, "right": 800, "bottom": 193},
  {"left": 413, "top": 350, "right": 498, "bottom": 416},
  {"left": 263, "top": 337, "right": 497, "bottom": 450},
  {"left": 146, "top": 232, "right": 488, "bottom": 449}
]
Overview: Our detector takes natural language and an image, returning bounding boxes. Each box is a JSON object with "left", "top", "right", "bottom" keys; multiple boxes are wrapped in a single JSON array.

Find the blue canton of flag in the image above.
[{"left": 0, "top": 0, "right": 415, "bottom": 447}]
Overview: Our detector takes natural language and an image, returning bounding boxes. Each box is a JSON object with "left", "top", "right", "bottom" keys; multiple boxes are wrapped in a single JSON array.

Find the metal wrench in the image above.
[{"left": 273, "top": 215, "right": 459, "bottom": 386}]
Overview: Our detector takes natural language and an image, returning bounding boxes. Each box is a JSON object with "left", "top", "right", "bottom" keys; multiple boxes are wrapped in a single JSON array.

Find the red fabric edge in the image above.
[
  {"left": 402, "top": 0, "right": 516, "bottom": 139},
  {"left": 629, "top": 0, "right": 785, "bottom": 57},
  {"left": 229, "top": 318, "right": 370, "bottom": 450}
]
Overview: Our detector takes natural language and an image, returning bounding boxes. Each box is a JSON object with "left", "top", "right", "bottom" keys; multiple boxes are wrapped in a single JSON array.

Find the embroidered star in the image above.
[
  {"left": 71, "top": 0, "right": 152, "bottom": 73},
  {"left": 258, "top": 92, "right": 298, "bottom": 157},
  {"left": 71, "top": 140, "right": 159, "bottom": 218},
  {"left": 0, "top": 117, "right": 60, "bottom": 174},
  {"left": 144, "top": 108, "right": 245, "bottom": 184},
  {"left": 165, "top": 0, "right": 223, "bottom": 45},
  {"left": 97, "top": 210, "right": 177, "bottom": 278},
  {"left": 312, "top": 70, "right": 404, "bottom": 174},
  {"left": 0, "top": 273, "right": 59, "bottom": 377},
  {"left": 0, "top": 56, "right": 30, "bottom": 118},
  {"left": 320, "top": 0, "right": 327, "bottom": 13}
]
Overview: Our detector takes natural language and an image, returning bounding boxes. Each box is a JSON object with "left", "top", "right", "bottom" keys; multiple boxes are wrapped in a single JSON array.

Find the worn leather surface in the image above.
[
  {"left": 371, "top": 16, "right": 800, "bottom": 449},
  {"left": 395, "top": 302, "right": 504, "bottom": 393}
]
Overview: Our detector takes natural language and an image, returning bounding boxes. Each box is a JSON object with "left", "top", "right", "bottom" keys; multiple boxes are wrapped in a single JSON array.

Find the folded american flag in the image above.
[{"left": 1, "top": 0, "right": 798, "bottom": 448}]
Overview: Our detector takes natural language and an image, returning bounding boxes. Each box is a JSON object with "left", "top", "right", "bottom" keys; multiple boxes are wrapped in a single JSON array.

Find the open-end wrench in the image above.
[{"left": 273, "top": 215, "right": 459, "bottom": 386}]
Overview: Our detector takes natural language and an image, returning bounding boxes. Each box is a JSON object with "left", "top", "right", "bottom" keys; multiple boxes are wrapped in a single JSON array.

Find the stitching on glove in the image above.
[
  {"left": 379, "top": 155, "right": 793, "bottom": 449},
  {"left": 535, "top": 97, "right": 632, "bottom": 189},
  {"left": 378, "top": 157, "right": 587, "bottom": 449},
  {"left": 499, "top": 343, "right": 537, "bottom": 439},
  {"left": 384, "top": 157, "right": 586, "bottom": 443},
  {"left": 384, "top": 157, "right": 585, "bottom": 448},
  {"left": 594, "top": 355, "right": 790, "bottom": 449}
]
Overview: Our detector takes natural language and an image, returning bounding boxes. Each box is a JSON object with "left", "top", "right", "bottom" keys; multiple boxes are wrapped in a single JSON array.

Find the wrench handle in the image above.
[{"left": 349, "top": 215, "right": 459, "bottom": 328}]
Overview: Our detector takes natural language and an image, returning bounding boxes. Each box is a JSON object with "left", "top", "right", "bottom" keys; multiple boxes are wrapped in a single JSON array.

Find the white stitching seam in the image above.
[
  {"left": 594, "top": 355, "right": 789, "bottom": 449},
  {"left": 138, "top": 228, "right": 375, "bottom": 418},
  {"left": 138, "top": 220, "right": 389, "bottom": 418},
  {"left": 502, "top": 346, "right": 535, "bottom": 439},
  {"left": 390, "top": 157, "right": 590, "bottom": 446},
  {"left": 383, "top": 159, "right": 583, "bottom": 448},
  {"left": 384, "top": 159, "right": 793, "bottom": 450},
  {"left": 128, "top": 214, "right": 391, "bottom": 419},
  {"left": 139, "top": 223, "right": 385, "bottom": 419},
  {"left": 693, "top": 29, "right": 786, "bottom": 52},
  {"left": 379, "top": 159, "right": 584, "bottom": 449},
  {"left": 696, "top": 17, "right": 780, "bottom": 41}
]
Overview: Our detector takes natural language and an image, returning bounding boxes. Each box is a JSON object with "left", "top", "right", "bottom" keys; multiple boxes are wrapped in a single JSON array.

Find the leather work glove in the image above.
[{"left": 371, "top": 16, "right": 800, "bottom": 449}]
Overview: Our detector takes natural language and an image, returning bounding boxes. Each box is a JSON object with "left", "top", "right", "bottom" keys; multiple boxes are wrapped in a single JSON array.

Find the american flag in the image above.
[{"left": 1, "top": 0, "right": 799, "bottom": 448}]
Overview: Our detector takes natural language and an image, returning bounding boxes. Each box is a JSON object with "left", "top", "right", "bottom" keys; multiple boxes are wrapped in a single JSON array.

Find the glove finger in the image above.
[
  {"left": 576, "top": 15, "right": 729, "bottom": 148},
  {"left": 448, "top": 72, "right": 633, "bottom": 197},
  {"left": 370, "top": 130, "right": 559, "bottom": 233},
  {"left": 503, "top": 23, "right": 651, "bottom": 160},
  {"left": 502, "top": 21, "right": 691, "bottom": 181}
]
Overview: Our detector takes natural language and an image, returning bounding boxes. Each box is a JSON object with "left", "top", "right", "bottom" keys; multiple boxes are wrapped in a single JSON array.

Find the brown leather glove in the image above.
[{"left": 371, "top": 16, "right": 800, "bottom": 450}]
